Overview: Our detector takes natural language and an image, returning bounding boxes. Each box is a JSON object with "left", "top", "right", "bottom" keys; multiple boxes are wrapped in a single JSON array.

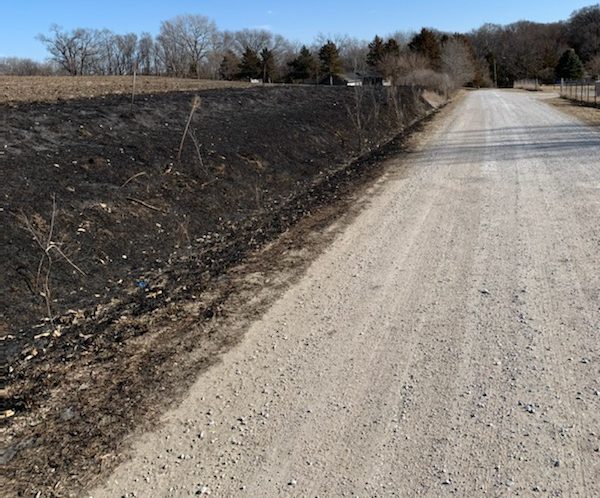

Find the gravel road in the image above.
[{"left": 95, "top": 90, "right": 600, "bottom": 497}]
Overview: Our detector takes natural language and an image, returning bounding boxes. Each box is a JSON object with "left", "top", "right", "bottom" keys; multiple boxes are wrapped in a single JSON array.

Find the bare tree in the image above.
[
  {"left": 95, "top": 29, "right": 115, "bottom": 74},
  {"left": 233, "top": 29, "right": 274, "bottom": 54},
  {"left": 37, "top": 25, "right": 100, "bottom": 75},
  {"left": 0, "top": 57, "right": 56, "bottom": 75},
  {"left": 441, "top": 38, "right": 475, "bottom": 87},
  {"left": 587, "top": 54, "right": 600, "bottom": 79},
  {"left": 114, "top": 33, "right": 138, "bottom": 74},
  {"left": 568, "top": 5, "right": 600, "bottom": 63},
  {"left": 339, "top": 37, "right": 369, "bottom": 73},
  {"left": 388, "top": 31, "right": 412, "bottom": 50},
  {"left": 157, "top": 19, "right": 189, "bottom": 77},
  {"left": 137, "top": 32, "right": 155, "bottom": 75},
  {"left": 176, "top": 15, "right": 217, "bottom": 78},
  {"left": 156, "top": 15, "right": 217, "bottom": 78},
  {"left": 377, "top": 51, "right": 430, "bottom": 83}
]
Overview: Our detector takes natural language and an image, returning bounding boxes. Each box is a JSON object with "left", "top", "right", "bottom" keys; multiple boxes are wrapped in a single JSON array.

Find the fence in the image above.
[
  {"left": 514, "top": 79, "right": 540, "bottom": 91},
  {"left": 559, "top": 79, "right": 600, "bottom": 106}
]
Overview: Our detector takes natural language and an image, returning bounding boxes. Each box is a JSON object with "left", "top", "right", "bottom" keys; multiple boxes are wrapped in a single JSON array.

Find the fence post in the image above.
[{"left": 587, "top": 82, "right": 589, "bottom": 103}]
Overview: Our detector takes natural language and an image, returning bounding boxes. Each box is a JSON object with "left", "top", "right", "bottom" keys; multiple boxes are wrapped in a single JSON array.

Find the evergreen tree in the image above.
[
  {"left": 238, "top": 47, "right": 261, "bottom": 80},
  {"left": 384, "top": 38, "right": 401, "bottom": 58},
  {"left": 555, "top": 48, "right": 585, "bottom": 79},
  {"left": 366, "top": 35, "right": 386, "bottom": 68},
  {"left": 219, "top": 50, "right": 240, "bottom": 80},
  {"left": 287, "top": 45, "right": 317, "bottom": 82},
  {"left": 319, "top": 40, "right": 342, "bottom": 85},
  {"left": 260, "top": 47, "right": 276, "bottom": 83},
  {"left": 409, "top": 28, "right": 442, "bottom": 69}
]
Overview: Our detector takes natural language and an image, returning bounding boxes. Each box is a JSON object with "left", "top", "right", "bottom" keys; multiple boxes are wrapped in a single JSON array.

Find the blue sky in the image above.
[{"left": 0, "top": 0, "right": 594, "bottom": 60}]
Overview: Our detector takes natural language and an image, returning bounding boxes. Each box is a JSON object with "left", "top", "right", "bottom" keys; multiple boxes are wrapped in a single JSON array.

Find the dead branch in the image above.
[
  {"left": 177, "top": 95, "right": 202, "bottom": 162},
  {"left": 188, "top": 128, "right": 208, "bottom": 174},
  {"left": 120, "top": 171, "right": 147, "bottom": 188},
  {"left": 126, "top": 196, "right": 165, "bottom": 213},
  {"left": 16, "top": 194, "right": 86, "bottom": 322},
  {"left": 130, "top": 68, "right": 137, "bottom": 113}
]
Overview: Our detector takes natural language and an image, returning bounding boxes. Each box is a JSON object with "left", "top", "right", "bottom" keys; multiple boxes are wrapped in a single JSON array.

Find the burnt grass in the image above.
[{"left": 0, "top": 85, "right": 435, "bottom": 495}]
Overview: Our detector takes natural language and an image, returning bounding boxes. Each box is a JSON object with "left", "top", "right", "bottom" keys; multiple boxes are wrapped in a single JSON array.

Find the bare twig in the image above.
[
  {"left": 177, "top": 96, "right": 201, "bottom": 162},
  {"left": 48, "top": 245, "right": 86, "bottom": 276},
  {"left": 120, "top": 171, "right": 147, "bottom": 188},
  {"left": 188, "top": 129, "right": 208, "bottom": 174},
  {"left": 126, "top": 196, "right": 164, "bottom": 213},
  {"left": 345, "top": 86, "right": 365, "bottom": 153},
  {"left": 16, "top": 194, "right": 86, "bottom": 322},
  {"left": 200, "top": 178, "right": 219, "bottom": 189},
  {"left": 130, "top": 68, "right": 137, "bottom": 113}
]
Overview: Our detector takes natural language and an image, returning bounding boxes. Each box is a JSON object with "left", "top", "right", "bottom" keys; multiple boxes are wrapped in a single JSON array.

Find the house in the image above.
[
  {"left": 319, "top": 72, "right": 363, "bottom": 86},
  {"left": 319, "top": 70, "right": 391, "bottom": 87}
]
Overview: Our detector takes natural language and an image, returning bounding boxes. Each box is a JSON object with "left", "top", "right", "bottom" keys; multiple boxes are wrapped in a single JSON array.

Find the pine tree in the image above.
[
  {"left": 409, "top": 28, "right": 442, "bottom": 69},
  {"left": 238, "top": 47, "right": 261, "bottom": 80},
  {"left": 319, "top": 40, "right": 342, "bottom": 85},
  {"left": 287, "top": 45, "right": 317, "bottom": 82},
  {"left": 367, "top": 35, "right": 386, "bottom": 68},
  {"left": 219, "top": 50, "right": 240, "bottom": 80},
  {"left": 384, "top": 38, "right": 401, "bottom": 58},
  {"left": 555, "top": 48, "right": 585, "bottom": 79}
]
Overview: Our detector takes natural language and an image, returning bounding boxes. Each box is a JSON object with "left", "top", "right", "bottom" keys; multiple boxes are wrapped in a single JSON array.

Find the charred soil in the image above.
[{"left": 0, "top": 84, "right": 437, "bottom": 495}]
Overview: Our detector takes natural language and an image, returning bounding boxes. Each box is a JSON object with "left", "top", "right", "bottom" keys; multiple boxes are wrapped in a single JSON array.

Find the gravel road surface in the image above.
[{"left": 95, "top": 90, "right": 600, "bottom": 497}]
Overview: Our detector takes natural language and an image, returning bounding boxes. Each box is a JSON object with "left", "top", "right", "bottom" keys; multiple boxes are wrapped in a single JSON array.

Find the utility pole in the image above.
[{"left": 493, "top": 58, "right": 498, "bottom": 88}]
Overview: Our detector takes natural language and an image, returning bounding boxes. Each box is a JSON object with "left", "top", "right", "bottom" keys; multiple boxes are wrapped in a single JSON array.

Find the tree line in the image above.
[{"left": 2, "top": 4, "right": 599, "bottom": 86}]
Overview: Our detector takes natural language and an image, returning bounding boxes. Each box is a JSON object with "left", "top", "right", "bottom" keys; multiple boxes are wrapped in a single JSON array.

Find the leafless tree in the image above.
[
  {"left": 233, "top": 29, "right": 274, "bottom": 54},
  {"left": 568, "top": 5, "right": 600, "bottom": 63},
  {"left": 96, "top": 29, "right": 116, "bottom": 74},
  {"left": 0, "top": 57, "right": 56, "bottom": 75},
  {"left": 177, "top": 15, "right": 217, "bottom": 78},
  {"left": 441, "top": 38, "right": 475, "bottom": 87},
  {"left": 37, "top": 24, "right": 100, "bottom": 75},
  {"left": 339, "top": 37, "right": 369, "bottom": 73},
  {"left": 156, "top": 15, "right": 217, "bottom": 78},
  {"left": 113, "top": 33, "right": 138, "bottom": 74},
  {"left": 137, "top": 32, "right": 155, "bottom": 75},
  {"left": 377, "top": 51, "right": 429, "bottom": 83},
  {"left": 587, "top": 55, "right": 600, "bottom": 79},
  {"left": 157, "top": 19, "right": 189, "bottom": 77},
  {"left": 388, "top": 31, "right": 412, "bottom": 50}
]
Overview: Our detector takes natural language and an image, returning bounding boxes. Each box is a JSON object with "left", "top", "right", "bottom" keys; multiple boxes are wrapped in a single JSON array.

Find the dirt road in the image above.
[{"left": 95, "top": 90, "right": 600, "bottom": 497}]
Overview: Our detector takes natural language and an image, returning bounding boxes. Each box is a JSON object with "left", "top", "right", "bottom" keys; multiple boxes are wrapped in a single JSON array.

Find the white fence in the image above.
[{"left": 514, "top": 79, "right": 540, "bottom": 91}]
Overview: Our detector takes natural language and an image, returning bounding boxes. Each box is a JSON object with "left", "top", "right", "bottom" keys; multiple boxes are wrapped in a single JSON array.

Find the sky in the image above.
[{"left": 0, "top": 0, "right": 594, "bottom": 61}]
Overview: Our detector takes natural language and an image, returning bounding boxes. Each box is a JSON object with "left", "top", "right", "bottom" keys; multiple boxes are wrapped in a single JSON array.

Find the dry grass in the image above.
[
  {"left": 0, "top": 75, "right": 251, "bottom": 104},
  {"left": 545, "top": 95, "right": 600, "bottom": 127}
]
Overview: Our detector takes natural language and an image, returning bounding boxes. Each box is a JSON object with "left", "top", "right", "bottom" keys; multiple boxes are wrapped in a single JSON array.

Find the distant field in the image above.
[{"left": 0, "top": 75, "right": 251, "bottom": 104}]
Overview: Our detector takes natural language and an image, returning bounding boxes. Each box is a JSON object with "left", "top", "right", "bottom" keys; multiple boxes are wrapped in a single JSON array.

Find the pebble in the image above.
[{"left": 197, "top": 485, "right": 211, "bottom": 495}]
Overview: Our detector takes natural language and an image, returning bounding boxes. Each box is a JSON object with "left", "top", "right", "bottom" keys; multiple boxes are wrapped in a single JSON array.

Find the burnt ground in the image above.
[{"left": 0, "top": 84, "right": 437, "bottom": 496}]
